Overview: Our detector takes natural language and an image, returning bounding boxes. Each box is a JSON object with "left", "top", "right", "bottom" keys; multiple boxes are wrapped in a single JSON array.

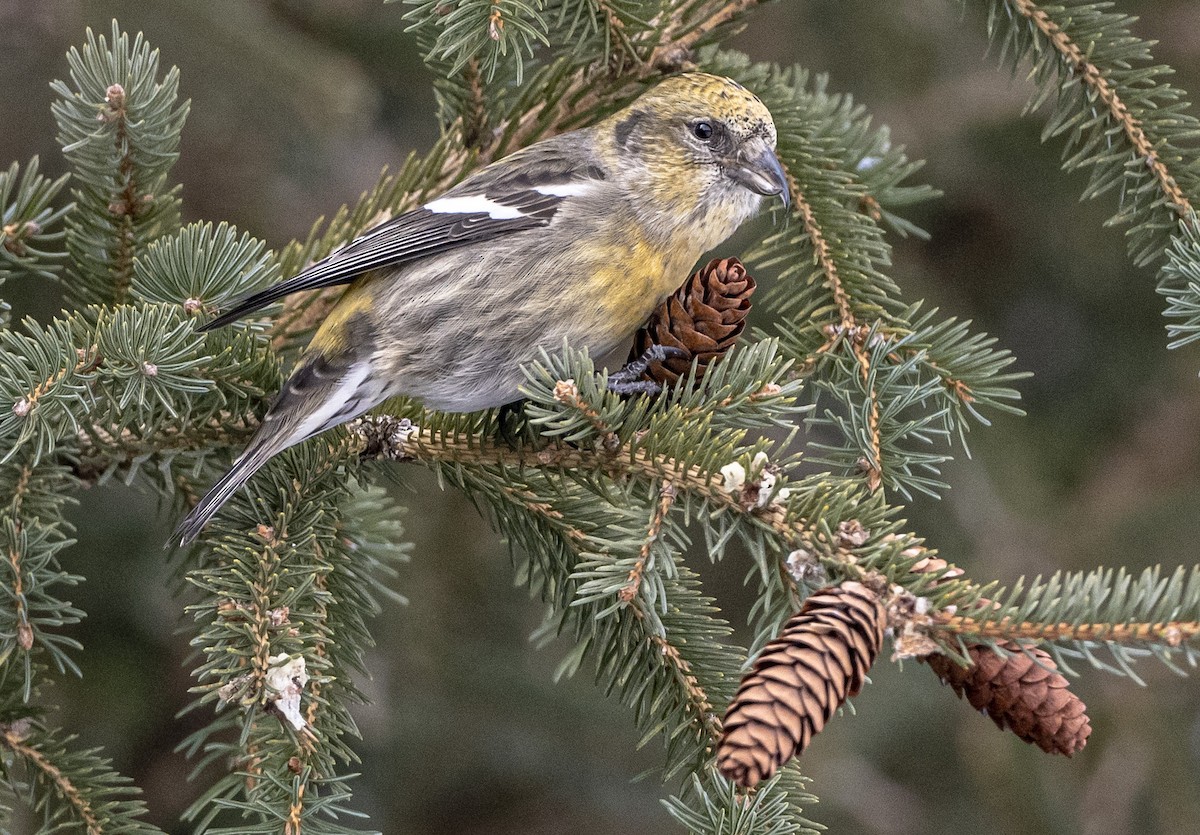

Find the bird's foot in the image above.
[
  {"left": 496, "top": 398, "right": 533, "bottom": 450},
  {"left": 607, "top": 345, "right": 687, "bottom": 397}
]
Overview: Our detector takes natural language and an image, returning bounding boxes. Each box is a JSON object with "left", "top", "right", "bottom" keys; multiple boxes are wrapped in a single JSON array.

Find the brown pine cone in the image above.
[
  {"left": 716, "top": 581, "right": 886, "bottom": 788},
  {"left": 925, "top": 641, "right": 1091, "bottom": 756},
  {"left": 630, "top": 257, "right": 756, "bottom": 386}
]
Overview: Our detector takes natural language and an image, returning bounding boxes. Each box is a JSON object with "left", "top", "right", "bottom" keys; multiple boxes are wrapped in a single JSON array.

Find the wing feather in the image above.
[{"left": 200, "top": 140, "right": 605, "bottom": 331}]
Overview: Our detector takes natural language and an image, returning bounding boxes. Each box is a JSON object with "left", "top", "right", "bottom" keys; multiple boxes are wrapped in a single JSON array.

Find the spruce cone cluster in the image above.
[
  {"left": 630, "top": 256, "right": 755, "bottom": 386},
  {"left": 925, "top": 641, "right": 1091, "bottom": 756},
  {"left": 910, "top": 558, "right": 1091, "bottom": 756},
  {"left": 717, "top": 582, "right": 885, "bottom": 788}
]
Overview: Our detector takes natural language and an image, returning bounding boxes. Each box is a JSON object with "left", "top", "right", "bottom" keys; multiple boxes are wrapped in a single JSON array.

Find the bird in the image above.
[{"left": 174, "top": 72, "right": 788, "bottom": 544}]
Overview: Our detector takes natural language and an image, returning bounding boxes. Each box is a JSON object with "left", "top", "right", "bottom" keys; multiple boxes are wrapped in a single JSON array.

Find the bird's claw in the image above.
[
  {"left": 607, "top": 345, "right": 688, "bottom": 396},
  {"left": 496, "top": 398, "right": 531, "bottom": 449}
]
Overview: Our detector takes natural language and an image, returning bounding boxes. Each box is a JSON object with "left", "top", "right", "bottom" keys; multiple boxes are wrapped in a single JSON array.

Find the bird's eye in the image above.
[{"left": 692, "top": 121, "right": 714, "bottom": 141}]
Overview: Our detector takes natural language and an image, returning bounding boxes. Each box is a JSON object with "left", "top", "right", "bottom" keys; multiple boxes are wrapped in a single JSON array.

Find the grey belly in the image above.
[{"left": 369, "top": 255, "right": 639, "bottom": 413}]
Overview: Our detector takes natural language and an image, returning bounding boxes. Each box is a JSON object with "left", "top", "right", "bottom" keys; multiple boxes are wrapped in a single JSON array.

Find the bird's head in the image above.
[{"left": 601, "top": 73, "right": 788, "bottom": 247}]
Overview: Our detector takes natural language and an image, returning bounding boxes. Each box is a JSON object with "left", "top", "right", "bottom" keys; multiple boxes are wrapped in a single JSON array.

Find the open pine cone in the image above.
[
  {"left": 716, "top": 582, "right": 886, "bottom": 788},
  {"left": 630, "top": 256, "right": 755, "bottom": 386}
]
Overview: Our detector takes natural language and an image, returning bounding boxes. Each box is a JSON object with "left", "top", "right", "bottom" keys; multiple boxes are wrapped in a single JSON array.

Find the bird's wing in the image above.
[{"left": 200, "top": 141, "right": 607, "bottom": 331}]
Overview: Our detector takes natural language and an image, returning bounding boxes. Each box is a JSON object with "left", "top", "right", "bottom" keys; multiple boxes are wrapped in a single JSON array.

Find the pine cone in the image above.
[
  {"left": 925, "top": 641, "right": 1091, "bottom": 756},
  {"left": 630, "top": 257, "right": 755, "bottom": 386},
  {"left": 910, "top": 559, "right": 1091, "bottom": 756},
  {"left": 717, "top": 582, "right": 886, "bottom": 788}
]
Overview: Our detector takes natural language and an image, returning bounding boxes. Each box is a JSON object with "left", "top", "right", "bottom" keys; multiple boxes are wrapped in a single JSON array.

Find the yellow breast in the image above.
[{"left": 583, "top": 237, "right": 696, "bottom": 337}]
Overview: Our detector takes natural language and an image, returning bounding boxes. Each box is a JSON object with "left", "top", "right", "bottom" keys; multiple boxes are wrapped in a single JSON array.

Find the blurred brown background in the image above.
[{"left": 2, "top": 0, "right": 1199, "bottom": 832}]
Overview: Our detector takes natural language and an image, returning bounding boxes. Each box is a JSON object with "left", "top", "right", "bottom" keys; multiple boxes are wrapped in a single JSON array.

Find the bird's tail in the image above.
[{"left": 172, "top": 440, "right": 279, "bottom": 546}]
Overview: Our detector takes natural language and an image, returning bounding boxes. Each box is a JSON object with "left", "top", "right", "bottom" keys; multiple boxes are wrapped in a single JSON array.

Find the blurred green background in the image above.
[{"left": 2, "top": 0, "right": 1200, "bottom": 832}]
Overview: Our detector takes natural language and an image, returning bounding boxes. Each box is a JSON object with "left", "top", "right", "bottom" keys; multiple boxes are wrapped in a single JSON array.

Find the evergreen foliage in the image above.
[
  {"left": 0, "top": 1, "right": 1197, "bottom": 831},
  {"left": 0, "top": 158, "right": 71, "bottom": 310},
  {"left": 49, "top": 22, "right": 189, "bottom": 311}
]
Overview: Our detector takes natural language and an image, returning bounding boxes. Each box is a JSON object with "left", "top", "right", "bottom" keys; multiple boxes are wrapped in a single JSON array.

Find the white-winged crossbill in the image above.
[{"left": 175, "top": 72, "right": 786, "bottom": 543}]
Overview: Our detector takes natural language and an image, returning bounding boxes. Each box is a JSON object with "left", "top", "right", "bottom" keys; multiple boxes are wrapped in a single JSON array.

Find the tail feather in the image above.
[
  {"left": 172, "top": 443, "right": 277, "bottom": 546},
  {"left": 174, "top": 334, "right": 379, "bottom": 546}
]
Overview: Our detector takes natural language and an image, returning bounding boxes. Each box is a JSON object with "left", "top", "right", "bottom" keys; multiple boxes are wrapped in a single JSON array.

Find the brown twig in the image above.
[
  {"left": 10, "top": 345, "right": 100, "bottom": 421},
  {"left": 353, "top": 416, "right": 864, "bottom": 576},
  {"left": 648, "top": 0, "right": 761, "bottom": 71},
  {"left": 72, "top": 411, "right": 261, "bottom": 485},
  {"left": 784, "top": 166, "right": 853, "bottom": 332},
  {"left": 0, "top": 727, "right": 102, "bottom": 835},
  {"left": 7, "top": 466, "right": 33, "bottom": 517},
  {"left": 302, "top": 585, "right": 326, "bottom": 740},
  {"left": 785, "top": 163, "right": 885, "bottom": 491},
  {"left": 248, "top": 529, "right": 285, "bottom": 705},
  {"left": 937, "top": 614, "right": 1200, "bottom": 647},
  {"left": 598, "top": 0, "right": 637, "bottom": 69},
  {"left": 497, "top": 482, "right": 589, "bottom": 544},
  {"left": 100, "top": 83, "right": 142, "bottom": 302},
  {"left": 5, "top": 543, "right": 32, "bottom": 651},
  {"left": 3, "top": 465, "right": 34, "bottom": 650},
  {"left": 461, "top": 58, "right": 490, "bottom": 150},
  {"left": 620, "top": 481, "right": 677, "bottom": 603},
  {"left": 650, "top": 633, "right": 722, "bottom": 744},
  {"left": 286, "top": 781, "right": 305, "bottom": 835},
  {"left": 1010, "top": 0, "right": 1192, "bottom": 217},
  {"left": 553, "top": 379, "right": 622, "bottom": 452}
]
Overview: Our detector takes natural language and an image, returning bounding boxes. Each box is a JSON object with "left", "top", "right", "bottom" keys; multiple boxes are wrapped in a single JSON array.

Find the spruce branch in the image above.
[
  {"left": 1, "top": 726, "right": 99, "bottom": 835},
  {"left": 420, "top": 445, "right": 740, "bottom": 778},
  {"left": 0, "top": 460, "right": 84, "bottom": 691},
  {"left": 350, "top": 402, "right": 1200, "bottom": 681},
  {"left": 702, "top": 53, "right": 1012, "bottom": 496},
  {"left": 619, "top": 481, "right": 677, "bottom": 604},
  {"left": 3, "top": 469, "right": 35, "bottom": 655},
  {"left": 1158, "top": 211, "right": 1200, "bottom": 350},
  {"left": 400, "top": 0, "right": 552, "bottom": 84},
  {"left": 0, "top": 303, "right": 275, "bottom": 471},
  {"left": 647, "top": 0, "right": 763, "bottom": 71},
  {"left": 978, "top": 0, "right": 1200, "bottom": 266},
  {"left": 1007, "top": 0, "right": 1193, "bottom": 218},
  {"left": 132, "top": 221, "right": 282, "bottom": 320},
  {"left": 937, "top": 615, "right": 1200, "bottom": 650},
  {"left": 786, "top": 165, "right": 855, "bottom": 331},
  {"left": 350, "top": 406, "right": 899, "bottom": 593},
  {"left": 664, "top": 769, "right": 821, "bottom": 835},
  {"left": 919, "top": 564, "right": 1200, "bottom": 682},
  {"left": 774, "top": 151, "right": 889, "bottom": 495},
  {"left": 648, "top": 628, "right": 723, "bottom": 747},
  {"left": 50, "top": 21, "right": 189, "bottom": 309},
  {"left": 0, "top": 722, "right": 159, "bottom": 834},
  {"left": 0, "top": 158, "right": 71, "bottom": 292},
  {"left": 181, "top": 443, "right": 404, "bottom": 833},
  {"left": 460, "top": 58, "right": 491, "bottom": 150}
]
